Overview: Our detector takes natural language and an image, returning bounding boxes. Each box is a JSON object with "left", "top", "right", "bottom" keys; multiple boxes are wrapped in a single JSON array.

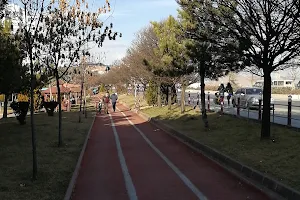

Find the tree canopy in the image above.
[
  {"left": 0, "top": 20, "right": 27, "bottom": 95},
  {"left": 0, "top": 0, "right": 7, "bottom": 18},
  {"left": 211, "top": 0, "right": 300, "bottom": 138},
  {"left": 149, "top": 15, "right": 193, "bottom": 78}
]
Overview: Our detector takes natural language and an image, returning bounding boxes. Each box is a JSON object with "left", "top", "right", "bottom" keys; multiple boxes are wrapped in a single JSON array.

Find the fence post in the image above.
[
  {"left": 258, "top": 99, "right": 262, "bottom": 120},
  {"left": 247, "top": 106, "right": 250, "bottom": 119},
  {"left": 207, "top": 92, "right": 210, "bottom": 111},
  {"left": 288, "top": 95, "right": 292, "bottom": 126},
  {"left": 220, "top": 97, "right": 224, "bottom": 114},
  {"left": 237, "top": 97, "right": 240, "bottom": 116},
  {"left": 272, "top": 103, "right": 275, "bottom": 123}
]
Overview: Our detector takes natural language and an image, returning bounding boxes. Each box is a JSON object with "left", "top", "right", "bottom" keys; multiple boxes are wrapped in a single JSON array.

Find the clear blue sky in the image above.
[{"left": 89, "top": 0, "right": 179, "bottom": 65}]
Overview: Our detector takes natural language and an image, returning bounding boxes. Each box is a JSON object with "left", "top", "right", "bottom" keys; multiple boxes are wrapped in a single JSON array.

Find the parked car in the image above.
[{"left": 232, "top": 87, "right": 274, "bottom": 109}]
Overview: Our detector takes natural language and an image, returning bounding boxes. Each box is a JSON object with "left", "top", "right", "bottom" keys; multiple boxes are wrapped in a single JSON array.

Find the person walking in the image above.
[
  {"left": 98, "top": 99, "right": 103, "bottom": 114},
  {"left": 110, "top": 92, "right": 118, "bottom": 112},
  {"left": 102, "top": 93, "right": 110, "bottom": 114},
  {"left": 218, "top": 83, "right": 225, "bottom": 104},
  {"left": 225, "top": 82, "right": 233, "bottom": 106},
  {"left": 194, "top": 93, "right": 200, "bottom": 109}
]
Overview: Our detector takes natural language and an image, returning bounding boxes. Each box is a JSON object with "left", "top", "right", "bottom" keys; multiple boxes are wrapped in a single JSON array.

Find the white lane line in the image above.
[
  {"left": 108, "top": 113, "right": 138, "bottom": 200},
  {"left": 117, "top": 108, "right": 208, "bottom": 200}
]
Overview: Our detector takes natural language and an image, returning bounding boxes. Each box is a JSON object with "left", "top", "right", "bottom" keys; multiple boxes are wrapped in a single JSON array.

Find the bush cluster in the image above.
[{"left": 145, "top": 82, "right": 157, "bottom": 106}]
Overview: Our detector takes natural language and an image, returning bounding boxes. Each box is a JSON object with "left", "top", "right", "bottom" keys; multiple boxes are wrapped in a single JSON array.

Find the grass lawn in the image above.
[
  {"left": 0, "top": 108, "right": 95, "bottom": 200},
  {"left": 118, "top": 94, "right": 148, "bottom": 109},
  {"left": 119, "top": 94, "right": 300, "bottom": 191}
]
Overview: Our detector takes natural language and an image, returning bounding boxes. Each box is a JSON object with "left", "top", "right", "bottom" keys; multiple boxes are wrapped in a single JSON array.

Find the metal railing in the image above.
[
  {"left": 178, "top": 92, "right": 300, "bottom": 128},
  {"left": 204, "top": 93, "right": 300, "bottom": 128}
]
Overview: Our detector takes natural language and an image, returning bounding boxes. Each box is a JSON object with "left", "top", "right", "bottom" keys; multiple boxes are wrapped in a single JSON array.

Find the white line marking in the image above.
[
  {"left": 109, "top": 113, "right": 138, "bottom": 200},
  {"left": 117, "top": 108, "right": 208, "bottom": 200}
]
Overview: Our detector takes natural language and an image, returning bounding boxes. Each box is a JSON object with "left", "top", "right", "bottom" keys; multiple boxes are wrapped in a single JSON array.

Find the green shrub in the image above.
[
  {"left": 145, "top": 82, "right": 157, "bottom": 106},
  {"left": 10, "top": 101, "right": 30, "bottom": 125},
  {"left": 43, "top": 101, "right": 58, "bottom": 116},
  {"left": 99, "top": 84, "right": 106, "bottom": 93}
]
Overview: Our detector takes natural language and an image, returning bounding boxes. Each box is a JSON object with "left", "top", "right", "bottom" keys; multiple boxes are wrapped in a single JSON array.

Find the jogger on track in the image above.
[{"left": 110, "top": 92, "right": 118, "bottom": 112}]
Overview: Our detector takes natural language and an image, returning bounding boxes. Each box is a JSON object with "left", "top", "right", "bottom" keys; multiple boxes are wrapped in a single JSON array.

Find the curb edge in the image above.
[{"left": 64, "top": 112, "right": 97, "bottom": 200}]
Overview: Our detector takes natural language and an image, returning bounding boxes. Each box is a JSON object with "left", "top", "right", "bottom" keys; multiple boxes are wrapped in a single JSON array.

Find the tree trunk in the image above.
[
  {"left": 78, "top": 80, "right": 83, "bottom": 123},
  {"left": 2, "top": 94, "right": 8, "bottom": 118},
  {"left": 181, "top": 80, "right": 186, "bottom": 114},
  {"left": 55, "top": 71, "right": 62, "bottom": 147},
  {"left": 200, "top": 62, "right": 208, "bottom": 128},
  {"left": 168, "top": 86, "right": 172, "bottom": 110},
  {"left": 84, "top": 85, "right": 87, "bottom": 118},
  {"left": 261, "top": 71, "right": 271, "bottom": 139},
  {"left": 29, "top": 59, "right": 37, "bottom": 180},
  {"left": 82, "top": 87, "right": 85, "bottom": 114},
  {"left": 171, "top": 85, "right": 177, "bottom": 104},
  {"left": 157, "top": 84, "right": 162, "bottom": 108}
]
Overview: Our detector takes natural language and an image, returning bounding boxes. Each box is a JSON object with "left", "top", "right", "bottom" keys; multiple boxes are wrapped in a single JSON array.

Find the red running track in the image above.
[{"left": 72, "top": 104, "right": 270, "bottom": 200}]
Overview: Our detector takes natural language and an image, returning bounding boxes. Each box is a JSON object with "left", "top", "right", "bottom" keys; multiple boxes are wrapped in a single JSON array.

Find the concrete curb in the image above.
[
  {"left": 120, "top": 102, "right": 300, "bottom": 200},
  {"left": 64, "top": 113, "right": 97, "bottom": 200}
]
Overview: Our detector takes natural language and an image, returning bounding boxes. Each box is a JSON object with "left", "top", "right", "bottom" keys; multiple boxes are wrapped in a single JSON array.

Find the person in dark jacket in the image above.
[
  {"left": 225, "top": 82, "right": 233, "bottom": 106},
  {"left": 218, "top": 83, "right": 225, "bottom": 104}
]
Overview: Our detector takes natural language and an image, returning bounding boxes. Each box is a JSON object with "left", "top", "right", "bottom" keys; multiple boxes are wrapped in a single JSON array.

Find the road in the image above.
[
  {"left": 177, "top": 91, "right": 300, "bottom": 128},
  {"left": 72, "top": 104, "right": 270, "bottom": 200}
]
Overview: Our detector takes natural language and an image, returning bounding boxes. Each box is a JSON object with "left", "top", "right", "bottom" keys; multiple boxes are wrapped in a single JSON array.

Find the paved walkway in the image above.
[{"left": 72, "top": 104, "right": 270, "bottom": 200}]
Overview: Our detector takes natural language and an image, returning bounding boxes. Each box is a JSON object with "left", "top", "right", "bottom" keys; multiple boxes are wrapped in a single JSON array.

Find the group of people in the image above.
[
  {"left": 216, "top": 83, "right": 233, "bottom": 105},
  {"left": 98, "top": 92, "right": 118, "bottom": 114}
]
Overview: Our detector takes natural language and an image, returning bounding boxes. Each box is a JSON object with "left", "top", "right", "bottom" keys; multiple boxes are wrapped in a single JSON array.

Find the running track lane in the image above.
[
  {"left": 72, "top": 103, "right": 269, "bottom": 200},
  {"left": 111, "top": 109, "right": 201, "bottom": 200},
  {"left": 116, "top": 104, "right": 270, "bottom": 200},
  {"left": 72, "top": 113, "right": 129, "bottom": 200}
]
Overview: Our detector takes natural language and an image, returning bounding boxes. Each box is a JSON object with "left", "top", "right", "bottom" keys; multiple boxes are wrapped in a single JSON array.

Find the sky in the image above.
[
  {"left": 5, "top": 0, "right": 296, "bottom": 77},
  {"left": 6, "top": 0, "right": 179, "bottom": 65},
  {"left": 88, "top": 0, "right": 180, "bottom": 65}
]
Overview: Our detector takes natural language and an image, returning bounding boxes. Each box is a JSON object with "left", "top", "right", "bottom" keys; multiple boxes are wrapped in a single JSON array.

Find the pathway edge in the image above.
[{"left": 64, "top": 113, "right": 97, "bottom": 200}]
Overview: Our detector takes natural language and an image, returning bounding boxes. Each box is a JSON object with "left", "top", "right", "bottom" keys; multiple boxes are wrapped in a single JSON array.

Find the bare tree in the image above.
[
  {"left": 35, "top": 0, "right": 119, "bottom": 146},
  {"left": 289, "top": 67, "right": 300, "bottom": 81},
  {"left": 101, "top": 25, "right": 158, "bottom": 90},
  {"left": 13, "top": 0, "right": 119, "bottom": 179}
]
